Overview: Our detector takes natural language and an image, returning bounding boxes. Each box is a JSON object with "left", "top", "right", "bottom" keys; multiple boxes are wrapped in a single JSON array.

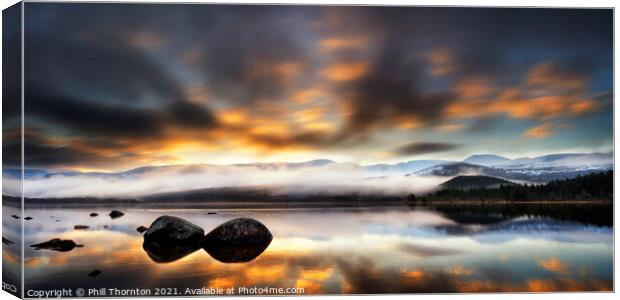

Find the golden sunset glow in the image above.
[
  {"left": 321, "top": 62, "right": 369, "bottom": 81},
  {"left": 1, "top": 4, "right": 606, "bottom": 174}
]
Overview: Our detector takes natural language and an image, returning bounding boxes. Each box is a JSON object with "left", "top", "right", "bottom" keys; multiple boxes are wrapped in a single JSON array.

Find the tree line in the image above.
[{"left": 411, "top": 170, "right": 612, "bottom": 202}]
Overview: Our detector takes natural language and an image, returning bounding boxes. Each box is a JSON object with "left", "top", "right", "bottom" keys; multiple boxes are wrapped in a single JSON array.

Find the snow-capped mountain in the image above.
[
  {"left": 412, "top": 152, "right": 613, "bottom": 182},
  {"left": 3, "top": 152, "right": 612, "bottom": 198}
]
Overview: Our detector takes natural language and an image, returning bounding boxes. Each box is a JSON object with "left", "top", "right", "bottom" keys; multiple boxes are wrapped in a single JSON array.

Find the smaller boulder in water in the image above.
[
  {"left": 109, "top": 210, "right": 124, "bottom": 219},
  {"left": 204, "top": 218, "right": 272, "bottom": 246},
  {"left": 88, "top": 270, "right": 101, "bottom": 277},
  {"left": 31, "top": 239, "right": 83, "bottom": 252}
]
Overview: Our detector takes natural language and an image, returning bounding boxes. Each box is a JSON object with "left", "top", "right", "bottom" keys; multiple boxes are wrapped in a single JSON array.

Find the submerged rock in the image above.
[
  {"left": 204, "top": 218, "right": 272, "bottom": 246},
  {"left": 142, "top": 216, "right": 205, "bottom": 263},
  {"left": 90, "top": 213, "right": 99, "bottom": 217},
  {"left": 88, "top": 270, "right": 101, "bottom": 277},
  {"left": 74, "top": 225, "right": 90, "bottom": 230},
  {"left": 2, "top": 237, "right": 13, "bottom": 246},
  {"left": 137, "top": 226, "right": 148, "bottom": 233},
  {"left": 31, "top": 239, "right": 83, "bottom": 252},
  {"left": 109, "top": 210, "right": 124, "bottom": 219},
  {"left": 204, "top": 240, "right": 271, "bottom": 263}
]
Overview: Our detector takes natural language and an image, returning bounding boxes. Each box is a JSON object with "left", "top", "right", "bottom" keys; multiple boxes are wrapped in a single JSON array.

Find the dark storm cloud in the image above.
[
  {"left": 19, "top": 4, "right": 612, "bottom": 167},
  {"left": 27, "top": 92, "right": 215, "bottom": 138},
  {"left": 341, "top": 45, "right": 455, "bottom": 135},
  {"left": 23, "top": 4, "right": 314, "bottom": 131},
  {"left": 3, "top": 4, "right": 22, "bottom": 167},
  {"left": 165, "top": 101, "right": 216, "bottom": 129},
  {"left": 27, "top": 93, "right": 162, "bottom": 137},
  {"left": 2, "top": 130, "right": 103, "bottom": 168},
  {"left": 185, "top": 5, "right": 319, "bottom": 103},
  {"left": 24, "top": 4, "right": 218, "bottom": 145},
  {"left": 2, "top": 4, "right": 21, "bottom": 123},
  {"left": 392, "top": 142, "right": 462, "bottom": 156},
  {"left": 25, "top": 13, "right": 183, "bottom": 107}
]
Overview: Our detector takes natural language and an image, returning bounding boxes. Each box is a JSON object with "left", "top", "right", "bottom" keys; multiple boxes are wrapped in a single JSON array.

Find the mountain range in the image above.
[{"left": 5, "top": 152, "right": 611, "bottom": 181}]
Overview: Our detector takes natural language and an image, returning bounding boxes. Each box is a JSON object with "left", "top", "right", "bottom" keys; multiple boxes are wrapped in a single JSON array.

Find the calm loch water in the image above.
[{"left": 3, "top": 203, "right": 613, "bottom": 295}]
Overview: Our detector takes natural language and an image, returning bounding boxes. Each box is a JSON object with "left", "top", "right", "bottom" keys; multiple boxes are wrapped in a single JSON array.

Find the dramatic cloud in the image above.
[{"left": 17, "top": 4, "right": 612, "bottom": 169}]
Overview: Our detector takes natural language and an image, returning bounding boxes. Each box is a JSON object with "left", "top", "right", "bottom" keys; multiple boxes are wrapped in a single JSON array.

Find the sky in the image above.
[{"left": 3, "top": 4, "right": 613, "bottom": 171}]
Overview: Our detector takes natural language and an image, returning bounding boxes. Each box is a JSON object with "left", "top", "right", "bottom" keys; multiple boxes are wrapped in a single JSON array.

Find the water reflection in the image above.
[
  {"left": 15, "top": 203, "right": 613, "bottom": 294},
  {"left": 31, "top": 239, "right": 83, "bottom": 252},
  {"left": 204, "top": 239, "right": 272, "bottom": 263},
  {"left": 142, "top": 240, "right": 202, "bottom": 263}
]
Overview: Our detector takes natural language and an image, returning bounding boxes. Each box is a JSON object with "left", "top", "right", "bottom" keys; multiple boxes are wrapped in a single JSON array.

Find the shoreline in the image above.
[{"left": 5, "top": 199, "right": 612, "bottom": 210}]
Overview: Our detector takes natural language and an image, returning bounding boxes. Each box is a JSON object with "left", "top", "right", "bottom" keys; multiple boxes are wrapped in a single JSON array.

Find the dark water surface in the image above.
[{"left": 4, "top": 203, "right": 613, "bottom": 295}]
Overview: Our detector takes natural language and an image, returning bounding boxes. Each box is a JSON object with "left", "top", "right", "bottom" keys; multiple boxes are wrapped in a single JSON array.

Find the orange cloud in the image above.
[
  {"left": 294, "top": 107, "right": 325, "bottom": 123},
  {"left": 445, "top": 95, "right": 597, "bottom": 120},
  {"left": 402, "top": 270, "right": 425, "bottom": 280},
  {"left": 184, "top": 85, "right": 209, "bottom": 103},
  {"left": 445, "top": 60, "right": 597, "bottom": 123},
  {"left": 319, "top": 37, "right": 367, "bottom": 52},
  {"left": 455, "top": 77, "right": 494, "bottom": 99},
  {"left": 291, "top": 89, "right": 326, "bottom": 104},
  {"left": 436, "top": 123, "right": 464, "bottom": 132},
  {"left": 537, "top": 256, "right": 568, "bottom": 273},
  {"left": 527, "top": 61, "right": 586, "bottom": 93},
  {"left": 523, "top": 123, "right": 554, "bottom": 138},
  {"left": 250, "top": 61, "right": 304, "bottom": 84},
  {"left": 218, "top": 108, "right": 249, "bottom": 125},
  {"left": 321, "top": 62, "right": 369, "bottom": 81},
  {"left": 445, "top": 266, "right": 474, "bottom": 276},
  {"left": 273, "top": 62, "right": 304, "bottom": 79},
  {"left": 395, "top": 116, "right": 423, "bottom": 130},
  {"left": 523, "top": 123, "right": 568, "bottom": 139},
  {"left": 427, "top": 49, "right": 454, "bottom": 76},
  {"left": 301, "top": 122, "right": 334, "bottom": 132},
  {"left": 126, "top": 31, "right": 163, "bottom": 49}
]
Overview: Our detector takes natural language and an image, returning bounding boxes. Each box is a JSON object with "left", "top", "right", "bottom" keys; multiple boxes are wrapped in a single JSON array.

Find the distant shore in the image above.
[{"left": 3, "top": 195, "right": 611, "bottom": 210}]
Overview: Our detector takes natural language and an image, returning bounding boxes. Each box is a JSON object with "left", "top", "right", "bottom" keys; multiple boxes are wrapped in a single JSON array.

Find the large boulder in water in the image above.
[
  {"left": 109, "top": 210, "right": 124, "bottom": 219},
  {"left": 204, "top": 218, "right": 272, "bottom": 246},
  {"left": 144, "top": 216, "right": 204, "bottom": 245},
  {"left": 142, "top": 216, "right": 204, "bottom": 263}
]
